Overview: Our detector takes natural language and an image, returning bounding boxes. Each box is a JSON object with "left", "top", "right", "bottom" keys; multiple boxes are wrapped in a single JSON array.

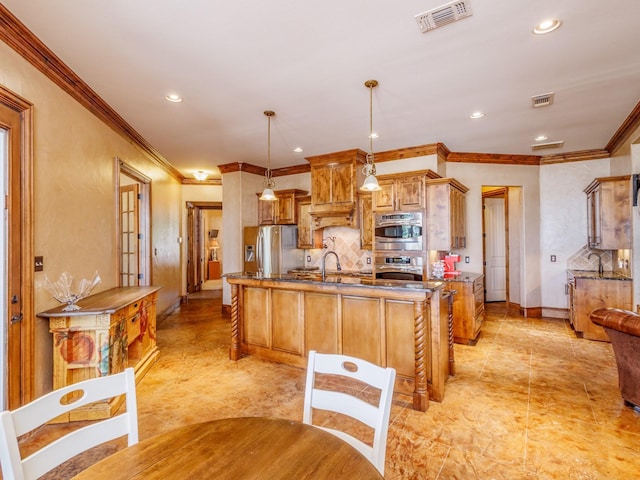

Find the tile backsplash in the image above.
[
  {"left": 567, "top": 245, "right": 632, "bottom": 277},
  {"left": 303, "top": 227, "right": 371, "bottom": 271}
]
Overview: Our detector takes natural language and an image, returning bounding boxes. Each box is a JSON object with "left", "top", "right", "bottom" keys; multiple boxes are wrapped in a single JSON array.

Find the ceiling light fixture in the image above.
[
  {"left": 533, "top": 19, "right": 561, "bottom": 35},
  {"left": 534, "top": 135, "right": 548, "bottom": 142},
  {"left": 193, "top": 170, "right": 208, "bottom": 181},
  {"left": 259, "top": 110, "right": 277, "bottom": 201},
  {"left": 165, "top": 93, "right": 183, "bottom": 103},
  {"left": 360, "top": 80, "right": 382, "bottom": 192},
  {"left": 469, "top": 111, "right": 485, "bottom": 119},
  {"left": 293, "top": 147, "right": 303, "bottom": 153}
]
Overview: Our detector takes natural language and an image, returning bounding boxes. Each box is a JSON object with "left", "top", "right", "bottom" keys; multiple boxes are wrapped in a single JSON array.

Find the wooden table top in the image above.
[{"left": 71, "top": 417, "right": 384, "bottom": 479}]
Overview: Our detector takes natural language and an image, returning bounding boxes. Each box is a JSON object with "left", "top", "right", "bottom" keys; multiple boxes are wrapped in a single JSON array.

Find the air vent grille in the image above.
[
  {"left": 414, "top": 0, "right": 473, "bottom": 33},
  {"left": 531, "top": 140, "right": 564, "bottom": 151},
  {"left": 532, "top": 92, "right": 554, "bottom": 108}
]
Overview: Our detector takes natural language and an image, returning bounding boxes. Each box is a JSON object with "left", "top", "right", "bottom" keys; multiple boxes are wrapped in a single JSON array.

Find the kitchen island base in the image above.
[{"left": 226, "top": 275, "right": 450, "bottom": 411}]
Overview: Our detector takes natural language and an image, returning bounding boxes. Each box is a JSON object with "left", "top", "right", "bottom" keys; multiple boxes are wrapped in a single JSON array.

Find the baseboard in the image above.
[
  {"left": 157, "top": 297, "right": 182, "bottom": 324},
  {"left": 541, "top": 307, "right": 569, "bottom": 319}
]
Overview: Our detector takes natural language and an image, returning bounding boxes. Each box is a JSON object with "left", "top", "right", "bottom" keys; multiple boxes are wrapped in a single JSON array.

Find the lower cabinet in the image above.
[
  {"left": 39, "top": 286, "right": 160, "bottom": 422},
  {"left": 569, "top": 276, "right": 632, "bottom": 341},
  {"left": 445, "top": 275, "right": 484, "bottom": 344},
  {"left": 229, "top": 277, "right": 450, "bottom": 410}
]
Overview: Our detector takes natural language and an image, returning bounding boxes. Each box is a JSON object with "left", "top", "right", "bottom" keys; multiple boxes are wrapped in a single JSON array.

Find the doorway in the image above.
[
  {"left": 116, "top": 159, "right": 151, "bottom": 287},
  {"left": 1, "top": 86, "right": 34, "bottom": 409},
  {"left": 186, "top": 202, "right": 222, "bottom": 294},
  {"left": 482, "top": 188, "right": 508, "bottom": 303}
]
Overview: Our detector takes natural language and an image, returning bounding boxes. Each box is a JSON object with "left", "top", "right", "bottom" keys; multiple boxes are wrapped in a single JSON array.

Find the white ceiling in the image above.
[{"left": 4, "top": 1, "right": 640, "bottom": 179}]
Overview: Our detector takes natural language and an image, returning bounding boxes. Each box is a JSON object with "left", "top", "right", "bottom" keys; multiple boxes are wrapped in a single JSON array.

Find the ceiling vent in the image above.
[
  {"left": 414, "top": 1, "right": 473, "bottom": 33},
  {"left": 531, "top": 140, "right": 564, "bottom": 151},
  {"left": 531, "top": 92, "right": 554, "bottom": 108}
]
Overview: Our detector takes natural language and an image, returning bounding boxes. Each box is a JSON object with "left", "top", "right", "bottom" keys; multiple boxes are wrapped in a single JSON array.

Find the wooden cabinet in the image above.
[
  {"left": 358, "top": 192, "right": 373, "bottom": 250},
  {"left": 297, "top": 196, "right": 323, "bottom": 249},
  {"left": 258, "top": 189, "right": 307, "bottom": 225},
  {"left": 307, "top": 149, "right": 366, "bottom": 228},
  {"left": 373, "top": 173, "right": 428, "bottom": 212},
  {"left": 445, "top": 275, "right": 484, "bottom": 344},
  {"left": 568, "top": 273, "right": 632, "bottom": 341},
  {"left": 426, "top": 178, "right": 469, "bottom": 251},
  {"left": 228, "top": 276, "right": 451, "bottom": 409},
  {"left": 208, "top": 260, "right": 221, "bottom": 280},
  {"left": 584, "top": 175, "right": 631, "bottom": 249},
  {"left": 39, "top": 287, "right": 160, "bottom": 421}
]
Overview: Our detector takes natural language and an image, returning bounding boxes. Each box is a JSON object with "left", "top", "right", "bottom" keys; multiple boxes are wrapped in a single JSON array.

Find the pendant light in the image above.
[
  {"left": 360, "top": 79, "right": 382, "bottom": 192},
  {"left": 260, "top": 110, "right": 277, "bottom": 201}
]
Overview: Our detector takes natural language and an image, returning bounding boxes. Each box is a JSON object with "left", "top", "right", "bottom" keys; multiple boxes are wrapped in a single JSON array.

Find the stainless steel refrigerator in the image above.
[{"left": 243, "top": 225, "right": 303, "bottom": 277}]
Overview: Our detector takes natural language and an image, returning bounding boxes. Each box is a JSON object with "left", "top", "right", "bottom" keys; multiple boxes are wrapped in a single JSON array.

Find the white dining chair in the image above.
[
  {"left": 0, "top": 367, "right": 138, "bottom": 480},
  {"left": 303, "top": 350, "right": 396, "bottom": 476}
]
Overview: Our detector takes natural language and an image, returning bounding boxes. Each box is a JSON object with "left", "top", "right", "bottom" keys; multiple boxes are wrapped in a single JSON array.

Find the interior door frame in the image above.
[
  {"left": 482, "top": 187, "right": 509, "bottom": 304},
  {"left": 1, "top": 85, "right": 34, "bottom": 408},
  {"left": 185, "top": 201, "right": 222, "bottom": 294},
  {"left": 115, "top": 158, "right": 151, "bottom": 287}
]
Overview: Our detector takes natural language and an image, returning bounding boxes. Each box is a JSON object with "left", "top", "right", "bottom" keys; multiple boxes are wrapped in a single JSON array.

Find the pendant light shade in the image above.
[
  {"left": 260, "top": 110, "right": 277, "bottom": 201},
  {"left": 360, "top": 80, "right": 382, "bottom": 192}
]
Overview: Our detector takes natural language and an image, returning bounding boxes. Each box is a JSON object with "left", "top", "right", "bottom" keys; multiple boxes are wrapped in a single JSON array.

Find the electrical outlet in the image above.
[
  {"left": 464, "top": 256, "right": 470, "bottom": 263},
  {"left": 366, "top": 257, "right": 371, "bottom": 264},
  {"left": 306, "top": 255, "right": 311, "bottom": 262},
  {"left": 551, "top": 255, "right": 557, "bottom": 262}
]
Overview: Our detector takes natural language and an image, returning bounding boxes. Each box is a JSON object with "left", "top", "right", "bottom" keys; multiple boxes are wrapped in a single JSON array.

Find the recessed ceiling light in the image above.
[
  {"left": 193, "top": 170, "right": 208, "bottom": 181},
  {"left": 533, "top": 19, "right": 561, "bottom": 35},
  {"left": 293, "top": 147, "right": 303, "bottom": 153},
  {"left": 165, "top": 94, "right": 183, "bottom": 103},
  {"left": 469, "top": 111, "right": 485, "bottom": 119},
  {"left": 534, "top": 135, "right": 548, "bottom": 142},
  {"left": 369, "top": 132, "right": 379, "bottom": 139}
]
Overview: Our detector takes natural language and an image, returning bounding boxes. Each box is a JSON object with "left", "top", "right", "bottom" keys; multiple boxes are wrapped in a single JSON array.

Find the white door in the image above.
[{"left": 484, "top": 197, "right": 507, "bottom": 302}]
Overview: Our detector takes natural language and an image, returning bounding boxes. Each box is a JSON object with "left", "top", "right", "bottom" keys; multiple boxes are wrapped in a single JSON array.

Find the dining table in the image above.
[{"left": 71, "top": 416, "right": 385, "bottom": 479}]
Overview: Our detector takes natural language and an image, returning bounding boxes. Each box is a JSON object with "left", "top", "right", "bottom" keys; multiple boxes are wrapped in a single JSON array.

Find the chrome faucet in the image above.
[
  {"left": 588, "top": 252, "right": 604, "bottom": 275},
  {"left": 321, "top": 250, "right": 342, "bottom": 280}
]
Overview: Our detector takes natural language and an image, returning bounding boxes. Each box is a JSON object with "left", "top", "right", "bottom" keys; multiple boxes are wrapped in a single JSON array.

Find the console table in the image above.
[{"left": 38, "top": 286, "right": 161, "bottom": 422}]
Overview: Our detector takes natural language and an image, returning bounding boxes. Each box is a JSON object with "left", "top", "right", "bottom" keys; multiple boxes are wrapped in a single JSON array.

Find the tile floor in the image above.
[{"left": 18, "top": 289, "right": 640, "bottom": 479}]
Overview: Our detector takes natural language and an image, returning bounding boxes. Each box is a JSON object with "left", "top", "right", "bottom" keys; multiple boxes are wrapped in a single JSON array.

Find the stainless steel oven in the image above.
[
  {"left": 374, "top": 212, "right": 423, "bottom": 251},
  {"left": 374, "top": 255, "right": 424, "bottom": 281}
]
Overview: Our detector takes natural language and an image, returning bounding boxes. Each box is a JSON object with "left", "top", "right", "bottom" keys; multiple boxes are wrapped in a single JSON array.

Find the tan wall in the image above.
[{"left": 0, "top": 41, "right": 183, "bottom": 395}]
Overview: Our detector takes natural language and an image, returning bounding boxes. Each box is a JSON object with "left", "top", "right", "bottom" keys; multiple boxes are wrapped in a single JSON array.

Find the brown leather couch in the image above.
[{"left": 590, "top": 307, "right": 640, "bottom": 408}]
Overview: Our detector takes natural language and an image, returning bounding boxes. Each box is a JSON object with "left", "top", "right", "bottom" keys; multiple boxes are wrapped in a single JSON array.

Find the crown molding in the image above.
[
  {"left": 447, "top": 152, "right": 541, "bottom": 165},
  {"left": 540, "top": 149, "right": 610, "bottom": 165},
  {"left": 605, "top": 100, "right": 640, "bottom": 155},
  {"left": 0, "top": 5, "right": 184, "bottom": 182}
]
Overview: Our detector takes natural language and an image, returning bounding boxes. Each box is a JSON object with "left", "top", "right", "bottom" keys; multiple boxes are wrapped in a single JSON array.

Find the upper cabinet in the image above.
[
  {"left": 358, "top": 193, "right": 373, "bottom": 250},
  {"left": 258, "top": 189, "right": 308, "bottom": 225},
  {"left": 307, "top": 149, "right": 366, "bottom": 228},
  {"left": 297, "top": 196, "right": 323, "bottom": 249},
  {"left": 584, "top": 175, "right": 631, "bottom": 250},
  {"left": 373, "top": 170, "right": 440, "bottom": 212},
  {"left": 425, "top": 178, "right": 469, "bottom": 251}
]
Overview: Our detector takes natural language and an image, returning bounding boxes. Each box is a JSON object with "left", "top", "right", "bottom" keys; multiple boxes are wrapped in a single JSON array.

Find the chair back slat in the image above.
[
  {"left": 0, "top": 368, "right": 138, "bottom": 480},
  {"left": 303, "top": 351, "right": 396, "bottom": 476}
]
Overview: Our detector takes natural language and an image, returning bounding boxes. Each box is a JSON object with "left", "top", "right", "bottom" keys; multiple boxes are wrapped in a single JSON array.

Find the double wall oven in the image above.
[{"left": 374, "top": 211, "right": 424, "bottom": 281}]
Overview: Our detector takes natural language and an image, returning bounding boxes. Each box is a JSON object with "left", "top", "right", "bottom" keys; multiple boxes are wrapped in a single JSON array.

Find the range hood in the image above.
[{"left": 306, "top": 149, "right": 367, "bottom": 229}]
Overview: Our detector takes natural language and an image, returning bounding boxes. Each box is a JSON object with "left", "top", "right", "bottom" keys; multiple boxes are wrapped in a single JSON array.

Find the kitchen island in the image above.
[{"left": 225, "top": 273, "right": 450, "bottom": 411}]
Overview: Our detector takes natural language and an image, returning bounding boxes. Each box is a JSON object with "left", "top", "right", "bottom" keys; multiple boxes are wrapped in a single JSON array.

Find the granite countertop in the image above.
[
  {"left": 567, "top": 270, "right": 632, "bottom": 281},
  {"left": 430, "top": 271, "right": 483, "bottom": 283},
  {"left": 225, "top": 272, "right": 445, "bottom": 292}
]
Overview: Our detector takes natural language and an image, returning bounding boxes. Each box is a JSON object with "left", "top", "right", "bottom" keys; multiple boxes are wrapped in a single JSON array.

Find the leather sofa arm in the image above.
[{"left": 590, "top": 307, "right": 640, "bottom": 337}]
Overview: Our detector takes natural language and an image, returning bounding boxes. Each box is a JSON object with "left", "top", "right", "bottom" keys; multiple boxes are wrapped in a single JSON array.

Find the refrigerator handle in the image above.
[{"left": 256, "top": 228, "right": 264, "bottom": 275}]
